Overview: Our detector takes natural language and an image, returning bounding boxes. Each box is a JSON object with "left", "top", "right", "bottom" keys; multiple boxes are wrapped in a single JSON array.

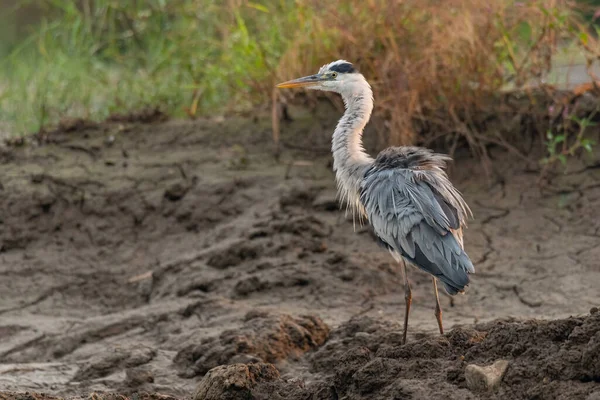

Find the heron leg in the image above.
[
  {"left": 401, "top": 260, "right": 412, "bottom": 345},
  {"left": 432, "top": 277, "right": 444, "bottom": 335}
]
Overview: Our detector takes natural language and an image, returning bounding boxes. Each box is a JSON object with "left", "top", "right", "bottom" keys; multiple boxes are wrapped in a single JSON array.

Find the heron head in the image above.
[{"left": 276, "top": 60, "right": 365, "bottom": 94}]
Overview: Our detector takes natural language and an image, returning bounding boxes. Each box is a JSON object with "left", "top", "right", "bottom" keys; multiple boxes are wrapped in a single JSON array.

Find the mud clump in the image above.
[
  {"left": 582, "top": 331, "right": 600, "bottom": 379},
  {"left": 234, "top": 276, "right": 268, "bottom": 296},
  {"left": 207, "top": 243, "right": 262, "bottom": 269},
  {"left": 163, "top": 182, "right": 190, "bottom": 202},
  {"left": 279, "top": 187, "right": 318, "bottom": 209},
  {"left": 124, "top": 367, "right": 155, "bottom": 387},
  {"left": 194, "top": 363, "right": 280, "bottom": 400},
  {"left": 257, "top": 312, "right": 600, "bottom": 399},
  {"left": 174, "top": 312, "right": 330, "bottom": 377}
]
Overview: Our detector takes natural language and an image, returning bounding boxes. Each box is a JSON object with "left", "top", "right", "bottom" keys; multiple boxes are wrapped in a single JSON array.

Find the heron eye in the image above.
[{"left": 331, "top": 72, "right": 338, "bottom": 78}]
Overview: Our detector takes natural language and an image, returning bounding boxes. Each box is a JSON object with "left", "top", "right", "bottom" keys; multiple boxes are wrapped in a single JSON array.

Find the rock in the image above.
[
  {"left": 193, "top": 363, "right": 280, "bottom": 400},
  {"left": 465, "top": 360, "right": 509, "bottom": 392}
]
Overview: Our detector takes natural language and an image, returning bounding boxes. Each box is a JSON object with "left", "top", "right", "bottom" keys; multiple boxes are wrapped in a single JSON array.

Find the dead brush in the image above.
[{"left": 273, "top": 0, "right": 596, "bottom": 175}]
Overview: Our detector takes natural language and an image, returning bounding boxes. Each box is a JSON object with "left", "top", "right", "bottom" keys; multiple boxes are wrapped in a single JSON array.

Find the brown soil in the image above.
[{"left": 0, "top": 104, "right": 599, "bottom": 399}]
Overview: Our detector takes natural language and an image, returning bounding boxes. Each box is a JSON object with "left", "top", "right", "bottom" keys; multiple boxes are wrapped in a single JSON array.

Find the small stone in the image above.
[
  {"left": 590, "top": 307, "right": 599, "bottom": 315},
  {"left": 465, "top": 360, "right": 509, "bottom": 392}
]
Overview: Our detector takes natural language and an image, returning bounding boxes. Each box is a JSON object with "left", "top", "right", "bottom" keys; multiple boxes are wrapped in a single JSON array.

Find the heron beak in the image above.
[{"left": 276, "top": 73, "right": 327, "bottom": 88}]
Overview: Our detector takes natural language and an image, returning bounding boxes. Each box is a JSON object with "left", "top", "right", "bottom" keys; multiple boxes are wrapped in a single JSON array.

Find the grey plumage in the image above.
[
  {"left": 360, "top": 147, "right": 474, "bottom": 295},
  {"left": 276, "top": 59, "right": 475, "bottom": 341}
]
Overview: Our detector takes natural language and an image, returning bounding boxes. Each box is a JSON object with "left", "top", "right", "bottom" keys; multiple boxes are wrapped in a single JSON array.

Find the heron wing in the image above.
[
  {"left": 431, "top": 189, "right": 461, "bottom": 230},
  {"left": 359, "top": 168, "right": 474, "bottom": 294}
]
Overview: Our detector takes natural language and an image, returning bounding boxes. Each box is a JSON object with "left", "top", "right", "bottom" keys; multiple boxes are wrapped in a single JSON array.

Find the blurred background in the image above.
[{"left": 2, "top": 0, "right": 600, "bottom": 152}]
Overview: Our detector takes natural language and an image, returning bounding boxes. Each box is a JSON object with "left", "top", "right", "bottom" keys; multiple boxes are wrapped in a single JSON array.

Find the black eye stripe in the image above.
[{"left": 329, "top": 62, "right": 356, "bottom": 74}]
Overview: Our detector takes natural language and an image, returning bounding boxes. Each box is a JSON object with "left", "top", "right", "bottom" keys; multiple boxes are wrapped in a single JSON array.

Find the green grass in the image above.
[{"left": 0, "top": 0, "right": 304, "bottom": 135}]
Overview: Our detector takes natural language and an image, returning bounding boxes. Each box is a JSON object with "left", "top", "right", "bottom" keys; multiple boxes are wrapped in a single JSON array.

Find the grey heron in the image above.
[{"left": 276, "top": 60, "right": 474, "bottom": 343}]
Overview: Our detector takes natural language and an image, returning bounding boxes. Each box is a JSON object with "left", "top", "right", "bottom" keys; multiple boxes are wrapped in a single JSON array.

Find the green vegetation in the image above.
[
  {"left": 0, "top": 0, "right": 599, "bottom": 171},
  {"left": 0, "top": 0, "right": 303, "bottom": 134},
  {"left": 543, "top": 113, "right": 598, "bottom": 167}
]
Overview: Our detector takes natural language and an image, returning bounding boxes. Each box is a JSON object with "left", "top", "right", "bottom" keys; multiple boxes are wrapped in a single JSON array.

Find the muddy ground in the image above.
[{"left": 0, "top": 103, "right": 599, "bottom": 399}]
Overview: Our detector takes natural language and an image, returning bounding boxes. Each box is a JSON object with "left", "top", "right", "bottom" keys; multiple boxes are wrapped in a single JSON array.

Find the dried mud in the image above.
[{"left": 0, "top": 105, "right": 599, "bottom": 399}]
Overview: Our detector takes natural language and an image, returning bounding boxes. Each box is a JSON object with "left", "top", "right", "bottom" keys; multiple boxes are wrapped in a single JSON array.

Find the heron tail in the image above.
[
  {"left": 410, "top": 242, "right": 472, "bottom": 295},
  {"left": 398, "top": 222, "right": 475, "bottom": 296},
  {"left": 369, "top": 223, "right": 474, "bottom": 295}
]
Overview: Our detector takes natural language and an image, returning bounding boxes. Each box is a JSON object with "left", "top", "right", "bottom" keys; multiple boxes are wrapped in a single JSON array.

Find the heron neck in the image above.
[{"left": 331, "top": 85, "right": 374, "bottom": 209}]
